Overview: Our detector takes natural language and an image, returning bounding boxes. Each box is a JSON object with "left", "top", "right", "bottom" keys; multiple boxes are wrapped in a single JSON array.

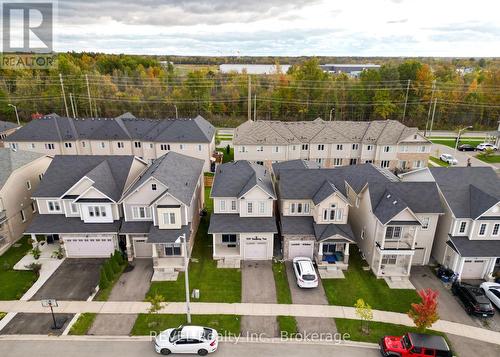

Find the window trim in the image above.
[
  {"left": 458, "top": 221, "right": 467, "bottom": 234},
  {"left": 132, "top": 206, "right": 151, "bottom": 219},
  {"left": 47, "top": 200, "right": 61, "bottom": 212},
  {"left": 492, "top": 223, "right": 500, "bottom": 237},
  {"left": 421, "top": 217, "right": 430, "bottom": 230},
  {"left": 478, "top": 223, "right": 488, "bottom": 237}
]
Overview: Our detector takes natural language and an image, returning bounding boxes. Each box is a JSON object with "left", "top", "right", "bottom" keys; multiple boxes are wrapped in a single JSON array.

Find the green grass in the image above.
[
  {"left": 0, "top": 236, "right": 37, "bottom": 300},
  {"left": 322, "top": 247, "right": 418, "bottom": 313},
  {"left": 146, "top": 188, "right": 241, "bottom": 303},
  {"left": 429, "top": 156, "right": 449, "bottom": 167},
  {"left": 204, "top": 187, "right": 213, "bottom": 213},
  {"left": 68, "top": 313, "right": 97, "bottom": 335},
  {"left": 272, "top": 261, "right": 292, "bottom": 304},
  {"left": 430, "top": 138, "right": 483, "bottom": 149},
  {"left": 217, "top": 147, "right": 234, "bottom": 163},
  {"left": 204, "top": 172, "right": 214, "bottom": 177},
  {"left": 131, "top": 314, "right": 241, "bottom": 336},
  {"left": 277, "top": 316, "right": 297, "bottom": 335},
  {"left": 476, "top": 153, "right": 500, "bottom": 163},
  {"left": 0, "top": 312, "right": 6, "bottom": 320}
]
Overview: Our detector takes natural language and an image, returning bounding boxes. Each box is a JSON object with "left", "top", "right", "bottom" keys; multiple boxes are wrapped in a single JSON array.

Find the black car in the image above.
[
  {"left": 452, "top": 282, "right": 495, "bottom": 317},
  {"left": 457, "top": 144, "right": 476, "bottom": 151}
]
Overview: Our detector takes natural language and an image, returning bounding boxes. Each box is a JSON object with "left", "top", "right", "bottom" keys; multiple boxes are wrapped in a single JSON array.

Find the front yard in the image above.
[
  {"left": 0, "top": 236, "right": 37, "bottom": 300},
  {"left": 476, "top": 152, "right": 500, "bottom": 163},
  {"left": 429, "top": 156, "right": 449, "bottom": 167},
  {"left": 322, "top": 247, "right": 419, "bottom": 313}
]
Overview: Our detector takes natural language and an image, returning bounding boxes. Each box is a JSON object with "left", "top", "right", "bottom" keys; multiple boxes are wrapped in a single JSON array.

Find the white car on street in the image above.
[
  {"left": 439, "top": 153, "right": 458, "bottom": 165},
  {"left": 293, "top": 257, "right": 319, "bottom": 288},
  {"left": 480, "top": 282, "right": 500, "bottom": 310},
  {"left": 476, "top": 143, "right": 498, "bottom": 151},
  {"left": 154, "top": 325, "right": 218, "bottom": 355}
]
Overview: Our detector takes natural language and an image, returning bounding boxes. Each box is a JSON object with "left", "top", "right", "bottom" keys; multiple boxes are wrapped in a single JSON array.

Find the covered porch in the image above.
[{"left": 372, "top": 248, "right": 414, "bottom": 278}]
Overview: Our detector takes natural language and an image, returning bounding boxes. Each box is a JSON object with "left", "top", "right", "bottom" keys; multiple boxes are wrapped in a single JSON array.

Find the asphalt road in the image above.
[{"left": 0, "top": 340, "right": 380, "bottom": 357}]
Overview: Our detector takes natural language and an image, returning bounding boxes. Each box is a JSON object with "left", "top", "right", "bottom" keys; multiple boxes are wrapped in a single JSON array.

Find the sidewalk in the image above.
[{"left": 0, "top": 300, "right": 499, "bottom": 345}]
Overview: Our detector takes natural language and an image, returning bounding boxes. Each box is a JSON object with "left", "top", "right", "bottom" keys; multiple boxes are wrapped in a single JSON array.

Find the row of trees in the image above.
[{"left": 0, "top": 53, "right": 498, "bottom": 129}]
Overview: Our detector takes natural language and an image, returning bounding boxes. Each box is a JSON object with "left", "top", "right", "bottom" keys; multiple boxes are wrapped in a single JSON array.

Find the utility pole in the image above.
[
  {"left": 247, "top": 75, "right": 252, "bottom": 121},
  {"left": 402, "top": 79, "right": 410, "bottom": 122},
  {"left": 253, "top": 94, "right": 256, "bottom": 121},
  {"left": 424, "top": 80, "right": 436, "bottom": 136},
  {"left": 69, "top": 93, "right": 76, "bottom": 118},
  {"left": 429, "top": 98, "right": 437, "bottom": 137},
  {"left": 85, "top": 74, "right": 92, "bottom": 117},
  {"left": 59, "top": 73, "right": 69, "bottom": 117}
]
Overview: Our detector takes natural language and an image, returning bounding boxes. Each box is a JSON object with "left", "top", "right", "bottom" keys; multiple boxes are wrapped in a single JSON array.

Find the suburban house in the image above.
[
  {"left": 120, "top": 152, "right": 205, "bottom": 280},
  {"left": 5, "top": 113, "right": 216, "bottom": 171},
  {"left": 275, "top": 162, "right": 443, "bottom": 282},
  {"left": 0, "top": 149, "right": 52, "bottom": 254},
  {"left": 401, "top": 167, "right": 500, "bottom": 280},
  {"left": 233, "top": 119, "right": 431, "bottom": 171},
  {"left": 0, "top": 120, "right": 19, "bottom": 147},
  {"left": 208, "top": 161, "right": 277, "bottom": 267}
]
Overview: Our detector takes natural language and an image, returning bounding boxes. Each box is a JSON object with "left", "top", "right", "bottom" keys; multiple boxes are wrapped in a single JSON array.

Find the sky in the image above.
[{"left": 6, "top": 0, "right": 500, "bottom": 56}]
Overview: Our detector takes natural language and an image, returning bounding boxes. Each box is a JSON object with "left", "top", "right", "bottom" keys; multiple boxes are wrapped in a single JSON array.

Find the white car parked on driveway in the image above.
[
  {"left": 439, "top": 153, "right": 458, "bottom": 165},
  {"left": 481, "top": 282, "right": 500, "bottom": 310},
  {"left": 154, "top": 325, "right": 218, "bottom": 355},
  {"left": 293, "top": 257, "right": 319, "bottom": 288},
  {"left": 476, "top": 143, "right": 498, "bottom": 151}
]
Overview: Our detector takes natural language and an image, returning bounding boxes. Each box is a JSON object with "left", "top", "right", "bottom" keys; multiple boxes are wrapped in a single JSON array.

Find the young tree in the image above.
[
  {"left": 354, "top": 298, "right": 373, "bottom": 335},
  {"left": 408, "top": 289, "right": 440, "bottom": 331},
  {"left": 147, "top": 294, "right": 166, "bottom": 328}
]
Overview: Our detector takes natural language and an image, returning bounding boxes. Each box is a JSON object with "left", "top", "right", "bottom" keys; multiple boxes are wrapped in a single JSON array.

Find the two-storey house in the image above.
[
  {"left": 120, "top": 152, "right": 204, "bottom": 281},
  {"left": 401, "top": 167, "right": 500, "bottom": 280},
  {"left": 0, "top": 120, "right": 19, "bottom": 147},
  {"left": 233, "top": 119, "right": 431, "bottom": 171},
  {"left": 0, "top": 149, "right": 52, "bottom": 254},
  {"left": 208, "top": 161, "right": 277, "bottom": 267},
  {"left": 5, "top": 113, "right": 216, "bottom": 171}
]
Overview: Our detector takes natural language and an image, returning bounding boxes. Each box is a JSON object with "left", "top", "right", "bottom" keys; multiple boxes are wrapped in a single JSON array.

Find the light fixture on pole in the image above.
[
  {"left": 176, "top": 233, "right": 191, "bottom": 323},
  {"left": 7, "top": 104, "right": 20, "bottom": 126},
  {"left": 455, "top": 126, "right": 473, "bottom": 151},
  {"left": 329, "top": 107, "right": 335, "bottom": 121}
]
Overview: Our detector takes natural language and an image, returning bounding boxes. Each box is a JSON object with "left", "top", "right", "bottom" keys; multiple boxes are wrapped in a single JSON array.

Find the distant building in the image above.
[
  {"left": 320, "top": 64, "right": 381, "bottom": 77},
  {"left": 219, "top": 64, "right": 291, "bottom": 75},
  {"left": 0, "top": 120, "right": 20, "bottom": 147}
]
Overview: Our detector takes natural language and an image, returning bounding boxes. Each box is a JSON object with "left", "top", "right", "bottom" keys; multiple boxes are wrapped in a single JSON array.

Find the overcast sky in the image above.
[{"left": 49, "top": 0, "right": 500, "bottom": 56}]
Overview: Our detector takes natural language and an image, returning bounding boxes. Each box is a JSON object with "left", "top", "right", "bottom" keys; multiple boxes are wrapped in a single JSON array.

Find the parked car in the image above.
[
  {"left": 379, "top": 332, "right": 452, "bottom": 357},
  {"left": 439, "top": 153, "right": 458, "bottom": 165},
  {"left": 480, "top": 282, "right": 500, "bottom": 310},
  {"left": 292, "top": 257, "right": 318, "bottom": 288},
  {"left": 476, "top": 143, "right": 498, "bottom": 151},
  {"left": 451, "top": 282, "right": 495, "bottom": 317},
  {"left": 457, "top": 144, "right": 476, "bottom": 151},
  {"left": 154, "top": 325, "right": 218, "bottom": 355}
]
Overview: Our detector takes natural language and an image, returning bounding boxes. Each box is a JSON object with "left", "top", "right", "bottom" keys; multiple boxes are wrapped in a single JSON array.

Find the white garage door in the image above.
[
  {"left": 133, "top": 238, "right": 153, "bottom": 257},
  {"left": 63, "top": 236, "right": 115, "bottom": 258},
  {"left": 412, "top": 248, "right": 426, "bottom": 265},
  {"left": 244, "top": 241, "right": 268, "bottom": 260},
  {"left": 288, "top": 241, "right": 313, "bottom": 259},
  {"left": 461, "top": 259, "right": 486, "bottom": 279}
]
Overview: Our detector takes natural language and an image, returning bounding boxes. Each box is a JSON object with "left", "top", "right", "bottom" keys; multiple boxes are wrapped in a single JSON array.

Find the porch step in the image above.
[
  {"left": 152, "top": 269, "right": 179, "bottom": 281},
  {"left": 318, "top": 269, "right": 345, "bottom": 279},
  {"left": 217, "top": 258, "right": 241, "bottom": 269},
  {"left": 384, "top": 277, "right": 416, "bottom": 290}
]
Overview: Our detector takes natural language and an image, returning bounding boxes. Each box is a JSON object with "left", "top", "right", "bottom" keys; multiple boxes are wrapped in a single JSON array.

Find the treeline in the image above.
[{"left": 0, "top": 53, "right": 498, "bottom": 130}]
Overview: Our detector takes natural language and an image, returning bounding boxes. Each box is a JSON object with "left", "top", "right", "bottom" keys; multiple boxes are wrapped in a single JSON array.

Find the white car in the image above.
[
  {"left": 481, "top": 282, "right": 500, "bottom": 310},
  {"left": 293, "top": 257, "right": 319, "bottom": 288},
  {"left": 154, "top": 325, "right": 218, "bottom": 356},
  {"left": 476, "top": 143, "right": 498, "bottom": 151},
  {"left": 439, "top": 153, "right": 458, "bottom": 165}
]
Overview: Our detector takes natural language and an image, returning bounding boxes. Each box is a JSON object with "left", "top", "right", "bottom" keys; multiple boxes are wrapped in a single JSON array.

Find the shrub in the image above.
[
  {"left": 31, "top": 246, "right": 41, "bottom": 260},
  {"left": 25, "top": 262, "right": 42, "bottom": 276},
  {"left": 99, "top": 268, "right": 109, "bottom": 289},
  {"left": 104, "top": 261, "right": 114, "bottom": 281},
  {"left": 110, "top": 254, "right": 121, "bottom": 274}
]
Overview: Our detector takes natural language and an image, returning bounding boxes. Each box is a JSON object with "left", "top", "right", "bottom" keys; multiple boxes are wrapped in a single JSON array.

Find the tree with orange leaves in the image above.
[{"left": 408, "top": 288, "right": 440, "bottom": 331}]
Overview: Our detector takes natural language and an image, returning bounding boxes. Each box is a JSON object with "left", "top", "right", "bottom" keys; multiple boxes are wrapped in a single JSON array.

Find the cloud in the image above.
[{"left": 387, "top": 19, "right": 408, "bottom": 24}]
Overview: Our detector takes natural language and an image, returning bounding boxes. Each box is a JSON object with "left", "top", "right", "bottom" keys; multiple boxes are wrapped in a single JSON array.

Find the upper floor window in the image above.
[
  {"left": 239, "top": 146, "right": 246, "bottom": 153},
  {"left": 45, "top": 143, "right": 55, "bottom": 150},
  {"left": 385, "top": 226, "right": 402, "bottom": 240},
  {"left": 30, "top": 143, "right": 35, "bottom": 149},
  {"left": 220, "top": 200, "right": 226, "bottom": 212},
  {"left": 132, "top": 206, "right": 151, "bottom": 219},
  {"left": 162, "top": 212, "right": 176, "bottom": 225},
  {"left": 301, "top": 144, "right": 309, "bottom": 150},
  {"left": 366, "top": 145, "right": 373, "bottom": 151},
  {"left": 100, "top": 142, "right": 106, "bottom": 149},
  {"left": 134, "top": 141, "right": 141, "bottom": 148},
  {"left": 421, "top": 217, "right": 430, "bottom": 230},
  {"left": 117, "top": 142, "right": 124, "bottom": 148},
  {"left": 458, "top": 221, "right": 467, "bottom": 233},
  {"left": 352, "top": 143, "right": 359, "bottom": 150},
  {"left": 257, "top": 146, "right": 263, "bottom": 152},
  {"left": 149, "top": 143, "right": 153, "bottom": 149},
  {"left": 292, "top": 145, "right": 297, "bottom": 151},
  {"left": 383, "top": 146, "right": 392, "bottom": 153},
  {"left": 38, "top": 173, "right": 43, "bottom": 181},
  {"left": 64, "top": 142, "right": 72, "bottom": 148},
  {"left": 419, "top": 145, "right": 427, "bottom": 153},
  {"left": 318, "top": 144, "right": 325, "bottom": 151},
  {"left": 10, "top": 143, "right": 18, "bottom": 150},
  {"left": 151, "top": 183, "right": 157, "bottom": 191},
  {"left": 88, "top": 206, "right": 107, "bottom": 217},
  {"left": 231, "top": 200, "right": 237, "bottom": 211},
  {"left": 259, "top": 201, "right": 266, "bottom": 214},
  {"left": 70, "top": 203, "right": 78, "bottom": 214},
  {"left": 400, "top": 145, "right": 409, "bottom": 152},
  {"left": 323, "top": 204, "right": 342, "bottom": 221},
  {"left": 479, "top": 223, "right": 488, "bottom": 236},
  {"left": 273, "top": 146, "right": 280, "bottom": 153},
  {"left": 290, "top": 202, "right": 310, "bottom": 214},
  {"left": 160, "top": 144, "right": 170, "bottom": 151},
  {"left": 493, "top": 223, "right": 500, "bottom": 236},
  {"left": 336, "top": 144, "right": 343, "bottom": 151},
  {"left": 247, "top": 202, "right": 253, "bottom": 214},
  {"left": 81, "top": 141, "right": 86, "bottom": 147},
  {"left": 179, "top": 144, "right": 185, "bottom": 150},
  {"left": 197, "top": 144, "right": 202, "bottom": 151},
  {"left": 20, "top": 209, "right": 26, "bottom": 222},
  {"left": 47, "top": 200, "right": 61, "bottom": 212},
  {"left": 26, "top": 180, "right": 31, "bottom": 190}
]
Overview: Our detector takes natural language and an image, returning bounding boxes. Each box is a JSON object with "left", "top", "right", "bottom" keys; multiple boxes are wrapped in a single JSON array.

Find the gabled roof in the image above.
[
  {"left": 272, "top": 159, "right": 321, "bottom": 178},
  {"left": 313, "top": 223, "right": 355, "bottom": 242},
  {"left": 447, "top": 236, "right": 500, "bottom": 257},
  {"left": 33, "top": 155, "right": 138, "bottom": 201},
  {"left": 312, "top": 180, "right": 339, "bottom": 205},
  {"left": 0, "top": 120, "right": 19, "bottom": 132},
  {"left": 211, "top": 161, "right": 276, "bottom": 199},
  {"left": 0, "top": 148, "right": 46, "bottom": 189},
  {"left": 124, "top": 151, "right": 204, "bottom": 205},
  {"left": 429, "top": 167, "right": 500, "bottom": 219}
]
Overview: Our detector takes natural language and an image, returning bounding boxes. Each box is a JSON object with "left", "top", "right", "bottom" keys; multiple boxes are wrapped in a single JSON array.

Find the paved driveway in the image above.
[
  {"left": 240, "top": 261, "right": 278, "bottom": 338},
  {"left": 286, "top": 262, "right": 337, "bottom": 334},
  {"left": 88, "top": 259, "right": 153, "bottom": 336},
  {"left": 0, "top": 313, "right": 74, "bottom": 335},
  {"left": 431, "top": 143, "right": 498, "bottom": 169}
]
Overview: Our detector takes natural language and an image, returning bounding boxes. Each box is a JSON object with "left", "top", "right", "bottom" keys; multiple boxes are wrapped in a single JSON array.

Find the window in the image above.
[
  {"left": 149, "top": 143, "right": 153, "bottom": 149},
  {"left": 256, "top": 161, "right": 264, "bottom": 166},
  {"left": 304, "top": 203, "right": 310, "bottom": 213},
  {"left": 81, "top": 141, "right": 86, "bottom": 148},
  {"left": 361, "top": 227, "right": 365, "bottom": 240},
  {"left": 117, "top": 142, "right": 124, "bottom": 148},
  {"left": 197, "top": 144, "right": 202, "bottom": 151},
  {"left": 259, "top": 201, "right": 265, "bottom": 214},
  {"left": 38, "top": 173, "right": 43, "bottom": 181},
  {"left": 333, "top": 158, "right": 342, "bottom": 166},
  {"left": 132, "top": 206, "right": 151, "bottom": 219},
  {"left": 165, "top": 244, "right": 182, "bottom": 256},
  {"left": 70, "top": 203, "right": 78, "bottom": 214},
  {"left": 273, "top": 146, "right": 280, "bottom": 153},
  {"left": 322, "top": 243, "right": 339, "bottom": 255},
  {"left": 458, "top": 221, "right": 467, "bottom": 234},
  {"left": 301, "top": 144, "right": 309, "bottom": 150},
  {"left": 160, "top": 144, "right": 170, "bottom": 151},
  {"left": 30, "top": 143, "right": 35, "bottom": 149},
  {"left": 381, "top": 255, "right": 397, "bottom": 265},
  {"left": 20, "top": 209, "right": 26, "bottom": 222},
  {"left": 479, "top": 223, "right": 488, "bottom": 236},
  {"left": 385, "top": 226, "right": 402, "bottom": 240},
  {"left": 365, "top": 160, "right": 373, "bottom": 164},
  {"left": 352, "top": 143, "right": 359, "bottom": 150},
  {"left": 290, "top": 203, "right": 296, "bottom": 214},
  {"left": 222, "top": 234, "right": 237, "bottom": 243},
  {"left": 419, "top": 145, "right": 427, "bottom": 153},
  {"left": 247, "top": 202, "right": 253, "bottom": 214},
  {"left": 257, "top": 146, "right": 263, "bottom": 152},
  {"left": 349, "top": 158, "right": 357, "bottom": 165},
  {"left": 239, "top": 146, "right": 246, "bottom": 153},
  {"left": 323, "top": 204, "right": 341, "bottom": 222},
  {"left": 380, "top": 160, "right": 390, "bottom": 168},
  {"left": 292, "top": 145, "right": 297, "bottom": 151},
  {"left": 400, "top": 145, "right": 409, "bottom": 152},
  {"left": 220, "top": 200, "right": 226, "bottom": 212},
  {"left": 100, "top": 142, "right": 106, "bottom": 148},
  {"left": 151, "top": 183, "right": 157, "bottom": 191},
  {"left": 315, "top": 158, "right": 324, "bottom": 166},
  {"left": 493, "top": 223, "right": 499, "bottom": 236},
  {"left": 31, "top": 202, "right": 37, "bottom": 213},
  {"left": 180, "top": 144, "right": 185, "bottom": 150},
  {"left": 10, "top": 143, "right": 18, "bottom": 150},
  {"left": 317, "top": 144, "right": 325, "bottom": 151},
  {"left": 336, "top": 144, "right": 343, "bottom": 150},
  {"left": 47, "top": 201, "right": 61, "bottom": 212},
  {"left": 89, "top": 206, "right": 106, "bottom": 217},
  {"left": 421, "top": 217, "right": 430, "bottom": 230},
  {"left": 26, "top": 180, "right": 31, "bottom": 190},
  {"left": 134, "top": 141, "right": 141, "bottom": 148},
  {"left": 45, "top": 143, "right": 55, "bottom": 150},
  {"left": 383, "top": 146, "right": 392, "bottom": 153},
  {"left": 366, "top": 145, "right": 373, "bottom": 151},
  {"left": 162, "top": 212, "right": 176, "bottom": 225},
  {"left": 64, "top": 142, "right": 72, "bottom": 148},
  {"left": 413, "top": 160, "right": 423, "bottom": 169}
]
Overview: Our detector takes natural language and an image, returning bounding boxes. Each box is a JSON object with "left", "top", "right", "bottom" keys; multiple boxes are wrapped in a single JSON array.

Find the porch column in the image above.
[
  {"left": 212, "top": 234, "right": 217, "bottom": 258},
  {"left": 456, "top": 257, "right": 465, "bottom": 281},
  {"left": 343, "top": 243, "right": 350, "bottom": 264},
  {"left": 125, "top": 234, "right": 133, "bottom": 262},
  {"left": 406, "top": 254, "right": 413, "bottom": 276},
  {"left": 377, "top": 253, "right": 383, "bottom": 277},
  {"left": 485, "top": 258, "right": 496, "bottom": 280},
  {"left": 318, "top": 242, "right": 323, "bottom": 262},
  {"left": 30, "top": 233, "right": 38, "bottom": 248},
  {"left": 152, "top": 244, "right": 158, "bottom": 258}
]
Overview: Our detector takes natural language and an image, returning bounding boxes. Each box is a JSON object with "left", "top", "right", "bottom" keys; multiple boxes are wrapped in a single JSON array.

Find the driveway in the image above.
[
  {"left": 88, "top": 259, "right": 153, "bottom": 336},
  {"left": 431, "top": 143, "right": 498, "bottom": 169},
  {"left": 240, "top": 261, "right": 278, "bottom": 338},
  {"left": 0, "top": 313, "right": 74, "bottom": 335},
  {"left": 286, "top": 262, "right": 337, "bottom": 334}
]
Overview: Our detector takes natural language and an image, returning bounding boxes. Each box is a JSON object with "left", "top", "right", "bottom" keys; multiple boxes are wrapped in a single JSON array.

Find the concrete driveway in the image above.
[
  {"left": 240, "top": 261, "right": 278, "bottom": 338},
  {"left": 88, "top": 259, "right": 153, "bottom": 336},
  {"left": 286, "top": 262, "right": 337, "bottom": 334}
]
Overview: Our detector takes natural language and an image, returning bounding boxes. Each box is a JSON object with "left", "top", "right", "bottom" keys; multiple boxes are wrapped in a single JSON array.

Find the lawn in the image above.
[
  {"left": 272, "top": 261, "right": 292, "bottom": 304},
  {"left": 0, "top": 236, "right": 37, "bottom": 300},
  {"left": 147, "top": 188, "right": 241, "bottom": 303},
  {"left": 429, "top": 156, "right": 449, "bottom": 167},
  {"left": 216, "top": 147, "right": 234, "bottom": 163},
  {"left": 131, "top": 314, "right": 241, "bottom": 336},
  {"left": 277, "top": 316, "right": 297, "bottom": 335},
  {"left": 476, "top": 153, "right": 500, "bottom": 164},
  {"left": 429, "top": 138, "right": 483, "bottom": 149},
  {"left": 69, "top": 313, "right": 97, "bottom": 335},
  {"left": 322, "top": 247, "right": 419, "bottom": 313}
]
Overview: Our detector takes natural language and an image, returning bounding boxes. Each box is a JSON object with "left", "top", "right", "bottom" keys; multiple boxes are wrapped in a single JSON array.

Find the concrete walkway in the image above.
[{"left": 1, "top": 300, "right": 499, "bottom": 346}]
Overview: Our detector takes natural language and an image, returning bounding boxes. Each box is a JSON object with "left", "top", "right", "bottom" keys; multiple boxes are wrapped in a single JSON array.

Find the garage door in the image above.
[
  {"left": 133, "top": 238, "right": 153, "bottom": 257},
  {"left": 412, "top": 248, "right": 426, "bottom": 265},
  {"left": 244, "top": 240, "right": 267, "bottom": 260},
  {"left": 288, "top": 241, "right": 313, "bottom": 259},
  {"left": 63, "top": 236, "right": 115, "bottom": 258},
  {"left": 461, "top": 259, "right": 486, "bottom": 279}
]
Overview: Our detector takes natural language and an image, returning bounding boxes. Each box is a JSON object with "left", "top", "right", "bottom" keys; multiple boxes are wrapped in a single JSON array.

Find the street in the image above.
[
  {"left": 431, "top": 143, "right": 498, "bottom": 169},
  {"left": 0, "top": 339, "right": 380, "bottom": 357}
]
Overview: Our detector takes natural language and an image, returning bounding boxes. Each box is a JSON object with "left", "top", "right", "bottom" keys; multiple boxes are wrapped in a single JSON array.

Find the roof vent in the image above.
[
  {"left": 386, "top": 194, "right": 391, "bottom": 199},
  {"left": 392, "top": 200, "right": 398, "bottom": 205}
]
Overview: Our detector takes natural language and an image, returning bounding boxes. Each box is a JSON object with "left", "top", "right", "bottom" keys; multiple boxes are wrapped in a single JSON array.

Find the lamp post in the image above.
[
  {"left": 329, "top": 107, "right": 335, "bottom": 121},
  {"left": 7, "top": 104, "right": 20, "bottom": 126},
  {"left": 455, "top": 126, "right": 473, "bottom": 151},
  {"left": 174, "top": 104, "right": 178, "bottom": 119},
  {"left": 176, "top": 233, "right": 191, "bottom": 323}
]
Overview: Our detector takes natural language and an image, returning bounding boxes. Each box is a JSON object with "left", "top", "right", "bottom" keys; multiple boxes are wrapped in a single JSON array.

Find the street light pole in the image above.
[
  {"left": 177, "top": 233, "right": 191, "bottom": 324},
  {"left": 7, "top": 104, "right": 20, "bottom": 126},
  {"left": 174, "top": 105, "right": 178, "bottom": 119},
  {"left": 329, "top": 107, "right": 335, "bottom": 121},
  {"left": 455, "top": 126, "right": 473, "bottom": 151}
]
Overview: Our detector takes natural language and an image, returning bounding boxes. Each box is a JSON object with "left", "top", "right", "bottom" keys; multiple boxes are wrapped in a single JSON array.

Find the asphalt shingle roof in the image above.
[
  {"left": 148, "top": 223, "right": 192, "bottom": 243},
  {"left": 208, "top": 214, "right": 277, "bottom": 233},
  {"left": 280, "top": 215, "right": 354, "bottom": 242},
  {"left": 448, "top": 236, "right": 500, "bottom": 257},
  {"left": 0, "top": 120, "right": 19, "bottom": 132},
  {"left": 26, "top": 214, "right": 122, "bottom": 234},
  {"left": 0, "top": 148, "right": 45, "bottom": 189}
]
